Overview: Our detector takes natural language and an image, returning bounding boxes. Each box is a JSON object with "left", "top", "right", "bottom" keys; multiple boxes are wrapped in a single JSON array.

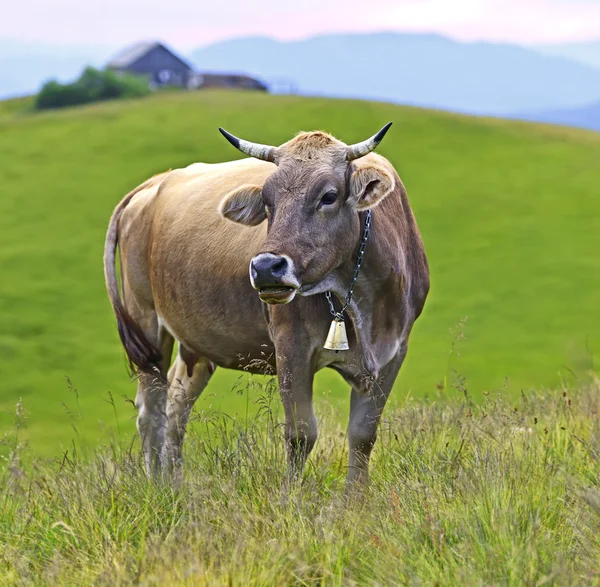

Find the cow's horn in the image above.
[
  {"left": 346, "top": 122, "right": 393, "bottom": 161},
  {"left": 218, "top": 127, "right": 277, "bottom": 162}
]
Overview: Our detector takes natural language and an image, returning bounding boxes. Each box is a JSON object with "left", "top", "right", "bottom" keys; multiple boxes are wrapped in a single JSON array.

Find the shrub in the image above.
[{"left": 35, "top": 66, "right": 150, "bottom": 110}]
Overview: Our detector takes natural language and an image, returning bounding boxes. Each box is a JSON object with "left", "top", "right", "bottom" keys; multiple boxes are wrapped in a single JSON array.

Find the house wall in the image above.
[{"left": 123, "top": 46, "right": 193, "bottom": 87}]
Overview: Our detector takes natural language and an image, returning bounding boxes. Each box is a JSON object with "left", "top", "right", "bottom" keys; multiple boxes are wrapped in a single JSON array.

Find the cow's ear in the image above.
[
  {"left": 219, "top": 185, "right": 266, "bottom": 226},
  {"left": 348, "top": 160, "right": 395, "bottom": 210}
]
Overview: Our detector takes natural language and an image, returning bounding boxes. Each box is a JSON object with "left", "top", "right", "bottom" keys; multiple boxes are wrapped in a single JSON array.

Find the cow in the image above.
[{"left": 103, "top": 123, "right": 429, "bottom": 489}]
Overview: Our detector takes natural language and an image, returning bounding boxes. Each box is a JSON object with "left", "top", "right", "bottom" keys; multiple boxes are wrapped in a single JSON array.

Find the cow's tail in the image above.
[{"left": 103, "top": 177, "right": 164, "bottom": 376}]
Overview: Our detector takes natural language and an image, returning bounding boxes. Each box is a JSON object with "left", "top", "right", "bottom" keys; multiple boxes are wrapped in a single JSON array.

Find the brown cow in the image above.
[{"left": 104, "top": 123, "right": 429, "bottom": 488}]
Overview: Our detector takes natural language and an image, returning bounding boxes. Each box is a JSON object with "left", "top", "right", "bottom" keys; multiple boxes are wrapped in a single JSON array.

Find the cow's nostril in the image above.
[{"left": 271, "top": 258, "right": 287, "bottom": 276}]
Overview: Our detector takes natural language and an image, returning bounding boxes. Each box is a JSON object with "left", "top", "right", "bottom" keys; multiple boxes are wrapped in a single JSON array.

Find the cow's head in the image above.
[{"left": 218, "top": 124, "right": 395, "bottom": 304}]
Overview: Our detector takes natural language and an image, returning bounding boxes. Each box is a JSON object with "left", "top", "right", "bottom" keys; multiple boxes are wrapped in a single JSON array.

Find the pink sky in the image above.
[{"left": 5, "top": 0, "right": 600, "bottom": 48}]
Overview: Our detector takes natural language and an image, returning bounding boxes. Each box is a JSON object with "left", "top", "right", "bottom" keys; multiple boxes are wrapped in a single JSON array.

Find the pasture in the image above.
[
  {"left": 1, "top": 89, "right": 600, "bottom": 585},
  {"left": 1, "top": 90, "right": 599, "bottom": 454},
  {"left": 1, "top": 381, "right": 599, "bottom": 584}
]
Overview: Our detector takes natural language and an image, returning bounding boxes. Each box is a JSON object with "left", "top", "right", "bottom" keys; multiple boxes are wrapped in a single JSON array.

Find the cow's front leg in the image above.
[
  {"left": 346, "top": 347, "right": 406, "bottom": 490},
  {"left": 275, "top": 338, "right": 318, "bottom": 482}
]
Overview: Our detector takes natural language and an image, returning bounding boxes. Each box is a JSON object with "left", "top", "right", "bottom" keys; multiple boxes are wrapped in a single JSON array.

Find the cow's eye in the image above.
[{"left": 319, "top": 192, "right": 338, "bottom": 208}]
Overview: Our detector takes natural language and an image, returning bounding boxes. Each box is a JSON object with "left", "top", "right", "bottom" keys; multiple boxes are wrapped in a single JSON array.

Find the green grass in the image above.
[
  {"left": 0, "top": 90, "right": 599, "bottom": 454},
  {"left": 1, "top": 382, "right": 599, "bottom": 585}
]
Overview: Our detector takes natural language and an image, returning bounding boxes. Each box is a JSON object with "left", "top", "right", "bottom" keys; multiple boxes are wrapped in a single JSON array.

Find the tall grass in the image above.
[{"left": 1, "top": 376, "right": 599, "bottom": 585}]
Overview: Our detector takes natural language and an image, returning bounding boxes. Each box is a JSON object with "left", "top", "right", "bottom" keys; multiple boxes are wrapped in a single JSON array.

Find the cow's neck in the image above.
[{"left": 327, "top": 210, "right": 400, "bottom": 380}]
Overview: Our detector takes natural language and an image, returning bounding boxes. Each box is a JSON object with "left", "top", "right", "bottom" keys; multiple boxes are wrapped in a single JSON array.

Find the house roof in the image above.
[
  {"left": 195, "top": 71, "right": 268, "bottom": 87},
  {"left": 106, "top": 41, "right": 195, "bottom": 71}
]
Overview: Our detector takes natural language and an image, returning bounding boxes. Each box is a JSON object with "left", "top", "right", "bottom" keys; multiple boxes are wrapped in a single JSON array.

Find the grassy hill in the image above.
[{"left": 1, "top": 91, "right": 599, "bottom": 455}]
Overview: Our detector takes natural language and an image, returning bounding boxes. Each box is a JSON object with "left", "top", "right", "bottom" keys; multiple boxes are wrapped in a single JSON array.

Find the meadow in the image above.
[
  {"left": 1, "top": 89, "right": 600, "bottom": 584},
  {"left": 1, "top": 379, "right": 599, "bottom": 584},
  {"left": 0, "top": 89, "right": 599, "bottom": 454}
]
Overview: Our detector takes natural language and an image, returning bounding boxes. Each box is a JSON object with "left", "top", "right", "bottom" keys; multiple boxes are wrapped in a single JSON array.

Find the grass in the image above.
[
  {"left": 0, "top": 90, "right": 599, "bottom": 454},
  {"left": 1, "top": 378, "right": 599, "bottom": 585}
]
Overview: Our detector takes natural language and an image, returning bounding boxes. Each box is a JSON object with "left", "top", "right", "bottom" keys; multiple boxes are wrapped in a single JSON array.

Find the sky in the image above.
[{"left": 3, "top": 0, "right": 600, "bottom": 49}]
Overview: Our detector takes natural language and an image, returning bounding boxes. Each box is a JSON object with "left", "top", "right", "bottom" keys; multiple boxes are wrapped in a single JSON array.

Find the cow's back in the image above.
[{"left": 123, "top": 158, "right": 277, "bottom": 368}]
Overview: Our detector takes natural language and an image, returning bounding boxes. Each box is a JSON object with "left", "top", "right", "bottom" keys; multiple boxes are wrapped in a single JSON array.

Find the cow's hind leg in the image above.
[
  {"left": 131, "top": 318, "right": 174, "bottom": 479},
  {"left": 346, "top": 348, "right": 406, "bottom": 491},
  {"left": 166, "top": 350, "right": 214, "bottom": 480}
]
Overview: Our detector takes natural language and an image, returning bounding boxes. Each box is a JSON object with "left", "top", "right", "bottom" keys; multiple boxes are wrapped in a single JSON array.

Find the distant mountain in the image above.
[
  {"left": 514, "top": 100, "right": 600, "bottom": 132},
  {"left": 0, "top": 40, "right": 114, "bottom": 98},
  {"left": 536, "top": 40, "right": 600, "bottom": 70},
  {"left": 4, "top": 33, "right": 600, "bottom": 119},
  {"left": 191, "top": 33, "right": 600, "bottom": 116}
]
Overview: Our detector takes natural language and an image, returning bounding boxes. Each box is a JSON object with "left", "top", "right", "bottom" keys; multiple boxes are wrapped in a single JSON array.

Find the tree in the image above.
[{"left": 35, "top": 67, "right": 150, "bottom": 110}]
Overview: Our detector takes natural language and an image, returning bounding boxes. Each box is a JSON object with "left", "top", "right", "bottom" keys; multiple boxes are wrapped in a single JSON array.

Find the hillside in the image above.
[
  {"left": 1, "top": 91, "right": 599, "bottom": 455},
  {"left": 191, "top": 33, "right": 600, "bottom": 114},
  {"left": 516, "top": 99, "right": 600, "bottom": 132}
]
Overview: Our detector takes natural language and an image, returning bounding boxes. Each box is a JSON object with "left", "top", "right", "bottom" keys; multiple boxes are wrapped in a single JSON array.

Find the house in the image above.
[
  {"left": 107, "top": 41, "right": 195, "bottom": 89},
  {"left": 189, "top": 72, "right": 268, "bottom": 92},
  {"left": 106, "top": 41, "right": 268, "bottom": 92}
]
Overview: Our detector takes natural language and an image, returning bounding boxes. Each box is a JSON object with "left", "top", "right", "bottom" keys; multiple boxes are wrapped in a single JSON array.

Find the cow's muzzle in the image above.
[{"left": 249, "top": 253, "right": 300, "bottom": 304}]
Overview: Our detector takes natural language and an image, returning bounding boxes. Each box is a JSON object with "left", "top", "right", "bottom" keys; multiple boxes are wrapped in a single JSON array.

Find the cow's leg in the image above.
[
  {"left": 166, "top": 353, "right": 214, "bottom": 479},
  {"left": 133, "top": 323, "right": 174, "bottom": 479},
  {"left": 346, "top": 347, "right": 406, "bottom": 490},
  {"left": 275, "top": 343, "right": 318, "bottom": 482}
]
